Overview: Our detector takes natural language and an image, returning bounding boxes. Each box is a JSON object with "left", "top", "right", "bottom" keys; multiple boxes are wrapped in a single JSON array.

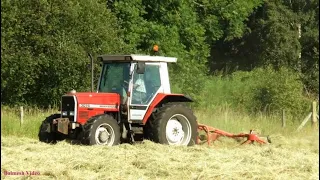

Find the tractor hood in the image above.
[
  {"left": 61, "top": 92, "right": 121, "bottom": 124},
  {"left": 66, "top": 92, "right": 121, "bottom": 109}
]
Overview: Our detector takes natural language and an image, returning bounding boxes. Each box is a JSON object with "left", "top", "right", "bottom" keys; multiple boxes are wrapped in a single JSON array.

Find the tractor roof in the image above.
[{"left": 97, "top": 54, "right": 177, "bottom": 63}]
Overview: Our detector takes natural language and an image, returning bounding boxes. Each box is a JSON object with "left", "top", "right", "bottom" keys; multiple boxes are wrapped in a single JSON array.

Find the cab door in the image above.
[{"left": 128, "top": 63, "right": 162, "bottom": 122}]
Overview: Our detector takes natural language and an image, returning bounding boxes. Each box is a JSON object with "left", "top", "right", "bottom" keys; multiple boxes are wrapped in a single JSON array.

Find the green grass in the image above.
[
  {"left": 1, "top": 107, "right": 59, "bottom": 139},
  {"left": 195, "top": 107, "right": 311, "bottom": 137},
  {"left": 198, "top": 75, "right": 236, "bottom": 108},
  {"left": 1, "top": 106, "right": 316, "bottom": 140}
]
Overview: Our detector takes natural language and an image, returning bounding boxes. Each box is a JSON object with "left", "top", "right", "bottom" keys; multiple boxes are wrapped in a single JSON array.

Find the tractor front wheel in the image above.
[
  {"left": 38, "top": 114, "right": 66, "bottom": 144},
  {"left": 147, "top": 103, "right": 197, "bottom": 146},
  {"left": 82, "top": 115, "right": 120, "bottom": 146}
]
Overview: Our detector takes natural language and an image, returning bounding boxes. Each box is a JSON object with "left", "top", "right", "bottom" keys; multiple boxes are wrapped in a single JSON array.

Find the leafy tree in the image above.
[
  {"left": 194, "top": 0, "right": 263, "bottom": 42},
  {"left": 191, "top": 0, "right": 263, "bottom": 72},
  {"left": 257, "top": 1, "right": 301, "bottom": 69},
  {"left": 1, "top": 0, "right": 126, "bottom": 107},
  {"left": 208, "top": 0, "right": 319, "bottom": 96},
  {"left": 108, "top": 0, "right": 210, "bottom": 104},
  {"left": 292, "top": 0, "right": 319, "bottom": 95},
  {"left": 108, "top": 0, "right": 263, "bottom": 104}
]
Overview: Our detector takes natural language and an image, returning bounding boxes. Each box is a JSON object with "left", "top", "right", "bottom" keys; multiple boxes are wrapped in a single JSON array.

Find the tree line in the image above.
[{"left": 1, "top": 0, "right": 318, "bottom": 110}]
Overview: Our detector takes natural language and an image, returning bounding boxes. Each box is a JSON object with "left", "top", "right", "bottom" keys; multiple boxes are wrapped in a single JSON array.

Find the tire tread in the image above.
[
  {"left": 82, "top": 114, "right": 120, "bottom": 145},
  {"left": 146, "top": 102, "right": 197, "bottom": 145}
]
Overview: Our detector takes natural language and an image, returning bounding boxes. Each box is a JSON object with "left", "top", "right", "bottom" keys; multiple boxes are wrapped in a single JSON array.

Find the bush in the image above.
[
  {"left": 200, "top": 66, "right": 310, "bottom": 117},
  {"left": 233, "top": 67, "right": 310, "bottom": 116}
]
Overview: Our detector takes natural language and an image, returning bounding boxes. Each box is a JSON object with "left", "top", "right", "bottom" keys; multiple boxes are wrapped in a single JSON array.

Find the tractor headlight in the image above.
[
  {"left": 69, "top": 111, "right": 75, "bottom": 116},
  {"left": 62, "top": 111, "right": 67, "bottom": 116}
]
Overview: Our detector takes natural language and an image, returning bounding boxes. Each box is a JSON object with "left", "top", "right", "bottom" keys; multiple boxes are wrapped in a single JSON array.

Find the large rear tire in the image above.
[
  {"left": 38, "top": 114, "right": 66, "bottom": 144},
  {"left": 146, "top": 103, "right": 198, "bottom": 146},
  {"left": 82, "top": 115, "right": 121, "bottom": 146}
]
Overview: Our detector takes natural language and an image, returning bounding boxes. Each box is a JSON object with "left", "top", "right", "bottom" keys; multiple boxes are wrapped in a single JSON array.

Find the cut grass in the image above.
[
  {"left": 1, "top": 107, "right": 319, "bottom": 179},
  {"left": 1, "top": 135, "right": 318, "bottom": 180}
]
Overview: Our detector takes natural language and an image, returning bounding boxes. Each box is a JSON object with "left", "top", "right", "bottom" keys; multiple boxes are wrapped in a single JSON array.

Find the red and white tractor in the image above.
[
  {"left": 39, "top": 48, "right": 269, "bottom": 146},
  {"left": 39, "top": 53, "right": 198, "bottom": 146}
]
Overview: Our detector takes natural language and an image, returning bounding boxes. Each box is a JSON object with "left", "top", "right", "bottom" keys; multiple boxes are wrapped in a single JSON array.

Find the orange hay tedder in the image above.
[
  {"left": 197, "top": 124, "right": 269, "bottom": 145},
  {"left": 39, "top": 45, "right": 270, "bottom": 146}
]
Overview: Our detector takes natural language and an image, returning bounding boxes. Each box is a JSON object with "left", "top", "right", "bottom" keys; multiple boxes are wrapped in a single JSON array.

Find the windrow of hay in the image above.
[{"left": 1, "top": 135, "right": 318, "bottom": 180}]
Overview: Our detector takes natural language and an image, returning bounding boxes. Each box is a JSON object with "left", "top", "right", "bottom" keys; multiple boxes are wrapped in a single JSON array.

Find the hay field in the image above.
[
  {"left": 1, "top": 132, "right": 318, "bottom": 180},
  {"left": 1, "top": 107, "right": 319, "bottom": 179}
]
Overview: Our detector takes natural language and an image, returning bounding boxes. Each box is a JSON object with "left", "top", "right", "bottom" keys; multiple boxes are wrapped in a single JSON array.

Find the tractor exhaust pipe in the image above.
[{"left": 88, "top": 53, "right": 94, "bottom": 92}]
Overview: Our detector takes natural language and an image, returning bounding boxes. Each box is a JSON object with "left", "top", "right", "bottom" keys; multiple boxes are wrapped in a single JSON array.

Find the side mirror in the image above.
[{"left": 136, "top": 62, "right": 145, "bottom": 74}]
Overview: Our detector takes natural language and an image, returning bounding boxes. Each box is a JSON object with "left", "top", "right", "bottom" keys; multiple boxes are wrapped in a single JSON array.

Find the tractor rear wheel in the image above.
[
  {"left": 82, "top": 115, "right": 120, "bottom": 146},
  {"left": 147, "top": 103, "right": 197, "bottom": 146},
  {"left": 38, "top": 114, "right": 66, "bottom": 144}
]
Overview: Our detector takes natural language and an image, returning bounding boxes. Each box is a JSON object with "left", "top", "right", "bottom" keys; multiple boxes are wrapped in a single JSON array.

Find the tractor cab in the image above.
[{"left": 97, "top": 55, "right": 177, "bottom": 121}]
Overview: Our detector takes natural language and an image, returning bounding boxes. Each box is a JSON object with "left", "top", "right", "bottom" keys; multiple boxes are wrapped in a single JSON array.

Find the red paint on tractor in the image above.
[
  {"left": 71, "top": 92, "right": 120, "bottom": 125},
  {"left": 142, "top": 93, "right": 188, "bottom": 124}
]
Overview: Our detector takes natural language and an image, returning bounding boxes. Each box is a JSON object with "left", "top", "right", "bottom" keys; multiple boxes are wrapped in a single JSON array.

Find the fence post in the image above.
[
  {"left": 282, "top": 109, "right": 286, "bottom": 128},
  {"left": 297, "top": 112, "right": 312, "bottom": 131},
  {"left": 312, "top": 101, "right": 317, "bottom": 128},
  {"left": 20, "top": 106, "right": 24, "bottom": 127}
]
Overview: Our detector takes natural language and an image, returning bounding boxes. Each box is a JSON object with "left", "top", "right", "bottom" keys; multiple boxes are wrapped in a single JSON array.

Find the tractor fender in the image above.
[{"left": 142, "top": 93, "right": 193, "bottom": 124}]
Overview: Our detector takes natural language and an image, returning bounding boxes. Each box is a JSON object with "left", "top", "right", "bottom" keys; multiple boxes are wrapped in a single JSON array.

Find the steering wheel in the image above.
[
  {"left": 142, "top": 84, "right": 160, "bottom": 104},
  {"left": 143, "top": 92, "right": 155, "bottom": 104},
  {"left": 121, "top": 80, "right": 129, "bottom": 89}
]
